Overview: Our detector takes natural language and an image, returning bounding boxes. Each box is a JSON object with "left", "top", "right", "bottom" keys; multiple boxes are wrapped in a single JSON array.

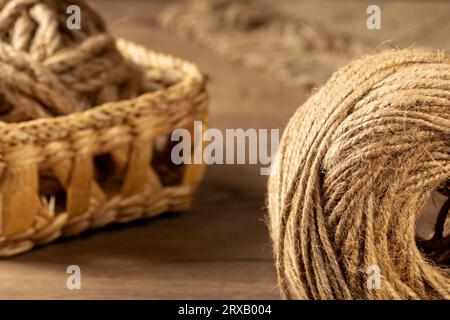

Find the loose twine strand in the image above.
[
  {"left": 159, "top": 0, "right": 366, "bottom": 89},
  {"left": 268, "top": 49, "right": 450, "bottom": 299},
  {"left": 0, "top": 0, "right": 140, "bottom": 122}
]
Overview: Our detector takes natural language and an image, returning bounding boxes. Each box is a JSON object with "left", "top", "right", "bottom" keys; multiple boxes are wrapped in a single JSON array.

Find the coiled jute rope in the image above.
[
  {"left": 0, "top": 0, "right": 139, "bottom": 122},
  {"left": 0, "top": 0, "right": 208, "bottom": 256},
  {"left": 268, "top": 49, "right": 450, "bottom": 299}
]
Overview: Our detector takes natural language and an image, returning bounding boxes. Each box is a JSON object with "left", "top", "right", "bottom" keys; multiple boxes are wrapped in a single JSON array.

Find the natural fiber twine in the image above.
[
  {"left": 0, "top": 0, "right": 139, "bottom": 122},
  {"left": 0, "top": 0, "right": 208, "bottom": 256},
  {"left": 268, "top": 49, "right": 450, "bottom": 299}
]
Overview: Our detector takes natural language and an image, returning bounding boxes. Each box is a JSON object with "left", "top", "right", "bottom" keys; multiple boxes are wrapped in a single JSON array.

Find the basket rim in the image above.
[{"left": 0, "top": 39, "right": 206, "bottom": 148}]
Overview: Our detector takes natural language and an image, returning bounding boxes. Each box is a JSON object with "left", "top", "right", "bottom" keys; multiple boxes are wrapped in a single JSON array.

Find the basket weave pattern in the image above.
[{"left": 0, "top": 40, "right": 208, "bottom": 257}]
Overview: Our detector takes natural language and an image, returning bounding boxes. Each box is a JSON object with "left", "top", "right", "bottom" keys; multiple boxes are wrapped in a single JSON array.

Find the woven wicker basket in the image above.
[{"left": 0, "top": 39, "right": 208, "bottom": 257}]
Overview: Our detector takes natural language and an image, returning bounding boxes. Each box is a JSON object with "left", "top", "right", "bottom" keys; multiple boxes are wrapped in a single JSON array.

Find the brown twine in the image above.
[
  {"left": 0, "top": 0, "right": 140, "bottom": 122},
  {"left": 159, "top": 0, "right": 366, "bottom": 89},
  {"left": 268, "top": 49, "right": 450, "bottom": 299}
]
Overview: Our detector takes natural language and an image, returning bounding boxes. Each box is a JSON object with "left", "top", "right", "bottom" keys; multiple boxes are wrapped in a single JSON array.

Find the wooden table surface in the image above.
[
  {"left": 1, "top": 0, "right": 446, "bottom": 300},
  {"left": 0, "top": 0, "right": 304, "bottom": 300}
]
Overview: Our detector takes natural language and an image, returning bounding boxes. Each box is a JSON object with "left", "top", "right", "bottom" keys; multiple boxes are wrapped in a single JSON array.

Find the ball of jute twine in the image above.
[
  {"left": 268, "top": 49, "right": 450, "bottom": 299},
  {"left": 0, "top": 0, "right": 140, "bottom": 122}
]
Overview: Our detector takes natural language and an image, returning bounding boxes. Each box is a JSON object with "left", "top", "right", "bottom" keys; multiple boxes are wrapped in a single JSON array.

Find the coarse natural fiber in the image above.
[
  {"left": 268, "top": 49, "right": 450, "bottom": 299},
  {"left": 0, "top": 0, "right": 208, "bottom": 256},
  {"left": 0, "top": 0, "right": 139, "bottom": 122}
]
